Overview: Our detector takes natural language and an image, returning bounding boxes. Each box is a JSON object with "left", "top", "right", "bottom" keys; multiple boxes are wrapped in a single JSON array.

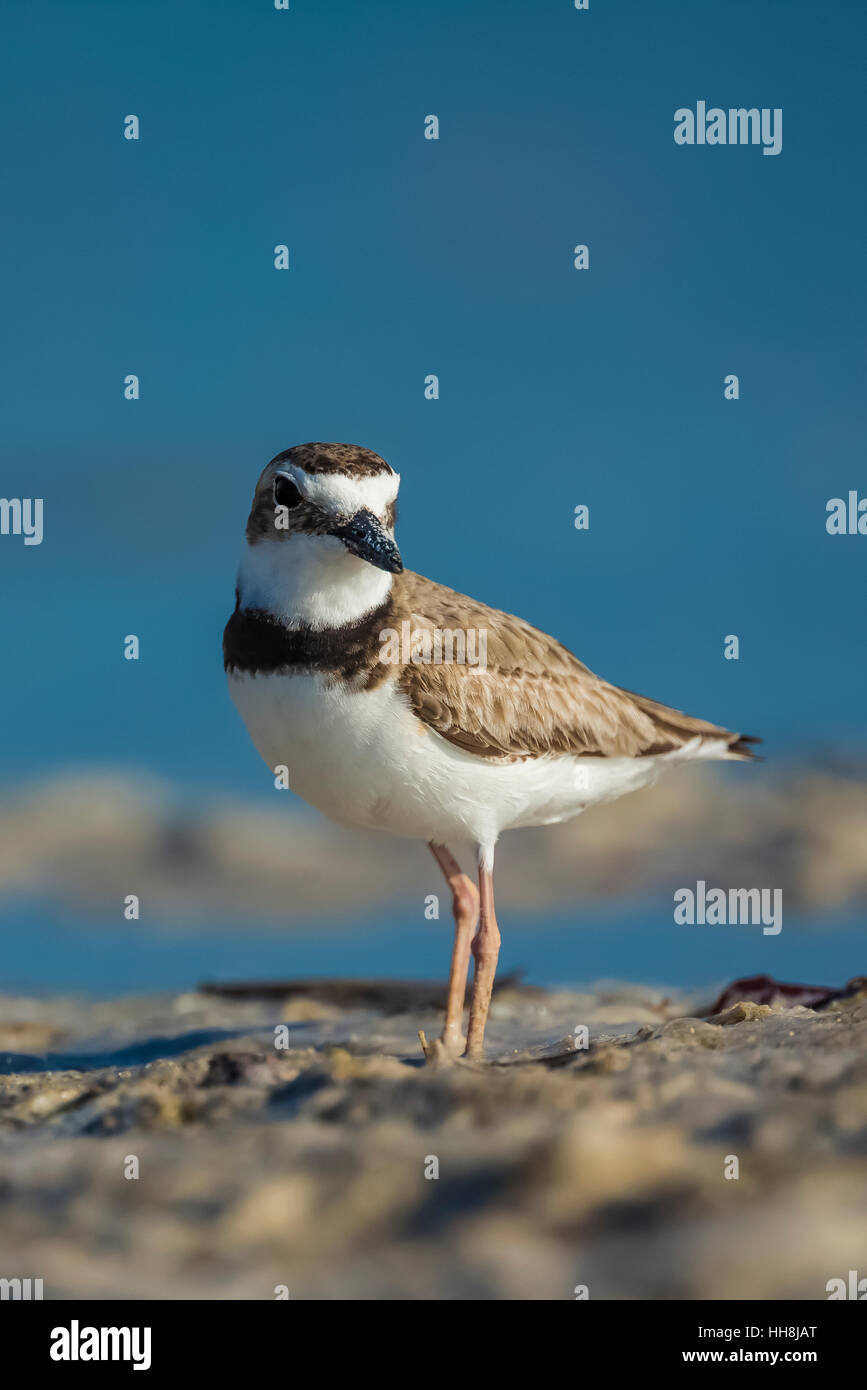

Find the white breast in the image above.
[
  {"left": 227, "top": 669, "right": 679, "bottom": 854},
  {"left": 238, "top": 536, "right": 392, "bottom": 629}
]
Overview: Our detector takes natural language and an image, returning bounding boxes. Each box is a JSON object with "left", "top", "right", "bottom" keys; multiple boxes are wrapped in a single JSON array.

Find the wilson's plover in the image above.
[{"left": 225, "top": 443, "right": 758, "bottom": 1059}]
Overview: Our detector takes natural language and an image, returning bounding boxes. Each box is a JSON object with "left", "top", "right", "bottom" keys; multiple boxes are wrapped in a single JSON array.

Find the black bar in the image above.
[{"left": 4, "top": 1300, "right": 863, "bottom": 1374}]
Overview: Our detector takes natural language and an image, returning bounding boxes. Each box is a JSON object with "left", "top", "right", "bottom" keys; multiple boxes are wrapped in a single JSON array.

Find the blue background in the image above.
[{"left": 1, "top": 0, "right": 864, "bottom": 993}]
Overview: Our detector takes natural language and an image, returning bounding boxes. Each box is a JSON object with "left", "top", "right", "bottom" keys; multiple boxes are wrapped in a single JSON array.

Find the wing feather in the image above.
[{"left": 392, "top": 572, "right": 756, "bottom": 762}]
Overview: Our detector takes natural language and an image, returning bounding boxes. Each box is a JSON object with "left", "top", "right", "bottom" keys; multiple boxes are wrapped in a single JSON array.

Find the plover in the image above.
[{"left": 224, "top": 443, "right": 758, "bottom": 1059}]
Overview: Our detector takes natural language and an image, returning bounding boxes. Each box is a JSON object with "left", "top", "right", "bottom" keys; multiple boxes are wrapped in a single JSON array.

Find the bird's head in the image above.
[
  {"left": 237, "top": 443, "right": 402, "bottom": 625},
  {"left": 246, "top": 442, "right": 402, "bottom": 572}
]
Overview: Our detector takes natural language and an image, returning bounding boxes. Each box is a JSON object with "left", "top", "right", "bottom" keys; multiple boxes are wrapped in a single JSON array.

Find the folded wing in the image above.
[{"left": 394, "top": 571, "right": 758, "bottom": 763}]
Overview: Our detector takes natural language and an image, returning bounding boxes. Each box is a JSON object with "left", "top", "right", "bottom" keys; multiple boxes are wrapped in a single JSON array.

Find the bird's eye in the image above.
[{"left": 274, "top": 476, "right": 302, "bottom": 509}]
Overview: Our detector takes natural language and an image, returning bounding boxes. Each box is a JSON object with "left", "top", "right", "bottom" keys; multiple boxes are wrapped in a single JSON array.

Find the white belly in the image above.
[{"left": 227, "top": 670, "right": 684, "bottom": 852}]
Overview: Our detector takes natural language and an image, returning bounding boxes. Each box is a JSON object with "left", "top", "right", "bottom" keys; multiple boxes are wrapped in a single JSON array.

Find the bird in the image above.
[{"left": 224, "top": 442, "right": 759, "bottom": 1060}]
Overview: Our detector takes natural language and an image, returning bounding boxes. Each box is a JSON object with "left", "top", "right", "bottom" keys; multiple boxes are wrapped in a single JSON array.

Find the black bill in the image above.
[{"left": 330, "top": 508, "right": 403, "bottom": 573}]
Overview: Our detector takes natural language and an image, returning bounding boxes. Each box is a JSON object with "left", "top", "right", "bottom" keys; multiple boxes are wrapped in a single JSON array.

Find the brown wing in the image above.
[{"left": 392, "top": 571, "right": 757, "bottom": 762}]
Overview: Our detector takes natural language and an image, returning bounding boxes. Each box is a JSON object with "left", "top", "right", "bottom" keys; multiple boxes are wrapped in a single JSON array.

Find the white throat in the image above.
[{"left": 237, "top": 535, "right": 393, "bottom": 629}]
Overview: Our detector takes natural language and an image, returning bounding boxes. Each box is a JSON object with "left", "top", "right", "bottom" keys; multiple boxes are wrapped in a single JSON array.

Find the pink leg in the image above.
[
  {"left": 464, "top": 858, "right": 501, "bottom": 1060},
  {"left": 429, "top": 842, "right": 479, "bottom": 1053}
]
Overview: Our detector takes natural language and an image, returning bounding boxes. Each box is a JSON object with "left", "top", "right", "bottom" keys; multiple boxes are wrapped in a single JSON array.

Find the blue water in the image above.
[{"left": 1, "top": 902, "right": 861, "bottom": 999}]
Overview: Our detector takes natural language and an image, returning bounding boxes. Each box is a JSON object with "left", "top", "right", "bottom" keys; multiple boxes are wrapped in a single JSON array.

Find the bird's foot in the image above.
[{"left": 418, "top": 1029, "right": 466, "bottom": 1066}]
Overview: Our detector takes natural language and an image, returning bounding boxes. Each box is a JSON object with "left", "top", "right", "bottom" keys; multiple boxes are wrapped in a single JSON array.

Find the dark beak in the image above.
[{"left": 330, "top": 508, "right": 403, "bottom": 573}]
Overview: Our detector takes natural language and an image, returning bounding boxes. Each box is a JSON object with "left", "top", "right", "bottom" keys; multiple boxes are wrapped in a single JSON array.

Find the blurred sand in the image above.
[
  {"left": 1, "top": 978, "right": 866, "bottom": 1300},
  {"left": 2, "top": 763, "right": 867, "bottom": 925}
]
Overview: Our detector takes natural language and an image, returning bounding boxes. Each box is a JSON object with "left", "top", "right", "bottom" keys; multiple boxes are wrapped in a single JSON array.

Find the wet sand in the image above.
[{"left": 1, "top": 978, "right": 865, "bottom": 1300}]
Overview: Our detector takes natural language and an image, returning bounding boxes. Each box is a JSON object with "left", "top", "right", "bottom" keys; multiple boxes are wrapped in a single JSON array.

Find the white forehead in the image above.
[{"left": 277, "top": 464, "right": 399, "bottom": 519}]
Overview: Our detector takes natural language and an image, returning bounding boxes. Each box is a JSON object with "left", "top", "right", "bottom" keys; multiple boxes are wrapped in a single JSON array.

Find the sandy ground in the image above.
[{"left": 0, "top": 978, "right": 865, "bottom": 1300}]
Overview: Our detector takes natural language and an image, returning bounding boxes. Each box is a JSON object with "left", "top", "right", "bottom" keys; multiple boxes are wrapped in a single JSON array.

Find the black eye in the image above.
[{"left": 274, "top": 475, "right": 302, "bottom": 509}]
